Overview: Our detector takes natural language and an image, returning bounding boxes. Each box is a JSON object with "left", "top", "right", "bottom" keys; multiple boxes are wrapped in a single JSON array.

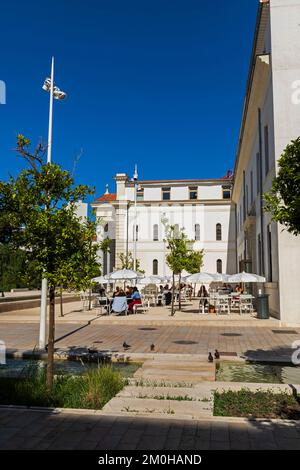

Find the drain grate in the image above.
[
  {"left": 221, "top": 333, "right": 242, "bottom": 337},
  {"left": 272, "top": 329, "right": 298, "bottom": 335},
  {"left": 218, "top": 352, "right": 238, "bottom": 357},
  {"left": 173, "top": 340, "right": 198, "bottom": 345},
  {"left": 139, "top": 328, "right": 158, "bottom": 331}
]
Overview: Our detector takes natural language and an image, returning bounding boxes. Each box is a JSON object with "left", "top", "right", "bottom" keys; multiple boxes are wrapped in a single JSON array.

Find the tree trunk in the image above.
[
  {"left": 88, "top": 288, "right": 92, "bottom": 311},
  {"left": 59, "top": 288, "right": 64, "bottom": 317},
  {"left": 178, "top": 272, "right": 182, "bottom": 311},
  {"left": 171, "top": 272, "right": 175, "bottom": 316},
  {"left": 47, "top": 286, "right": 55, "bottom": 390}
]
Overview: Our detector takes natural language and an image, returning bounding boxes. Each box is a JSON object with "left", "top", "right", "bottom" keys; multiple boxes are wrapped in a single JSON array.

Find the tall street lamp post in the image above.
[
  {"left": 39, "top": 57, "right": 67, "bottom": 350},
  {"left": 132, "top": 165, "right": 138, "bottom": 272}
]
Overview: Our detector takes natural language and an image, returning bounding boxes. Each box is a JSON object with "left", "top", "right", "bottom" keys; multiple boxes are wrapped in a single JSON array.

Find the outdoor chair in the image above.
[
  {"left": 199, "top": 297, "right": 209, "bottom": 314},
  {"left": 110, "top": 296, "right": 128, "bottom": 316},
  {"left": 239, "top": 295, "right": 254, "bottom": 315},
  {"left": 94, "top": 296, "right": 110, "bottom": 315},
  {"left": 133, "top": 298, "right": 149, "bottom": 314},
  {"left": 216, "top": 295, "right": 230, "bottom": 315},
  {"left": 80, "top": 292, "right": 90, "bottom": 311}
]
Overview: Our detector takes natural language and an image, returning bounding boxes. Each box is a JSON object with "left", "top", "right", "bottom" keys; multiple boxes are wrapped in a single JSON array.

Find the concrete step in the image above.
[
  {"left": 102, "top": 396, "right": 213, "bottom": 420},
  {"left": 116, "top": 385, "right": 213, "bottom": 401},
  {"left": 133, "top": 359, "right": 216, "bottom": 384}
]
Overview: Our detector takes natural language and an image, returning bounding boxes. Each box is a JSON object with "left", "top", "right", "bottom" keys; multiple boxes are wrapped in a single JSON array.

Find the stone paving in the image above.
[
  {"left": 1, "top": 321, "right": 299, "bottom": 361},
  {"left": 0, "top": 407, "right": 300, "bottom": 450}
]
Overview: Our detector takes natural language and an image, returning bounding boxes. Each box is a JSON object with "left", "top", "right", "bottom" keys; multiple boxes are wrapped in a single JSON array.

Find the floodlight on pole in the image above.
[
  {"left": 39, "top": 57, "right": 67, "bottom": 350},
  {"left": 132, "top": 164, "right": 138, "bottom": 272}
]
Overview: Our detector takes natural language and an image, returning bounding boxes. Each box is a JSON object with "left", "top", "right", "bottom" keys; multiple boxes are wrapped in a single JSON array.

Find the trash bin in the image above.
[{"left": 256, "top": 294, "right": 270, "bottom": 319}]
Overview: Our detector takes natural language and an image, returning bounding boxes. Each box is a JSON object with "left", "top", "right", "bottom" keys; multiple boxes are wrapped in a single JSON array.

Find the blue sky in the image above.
[{"left": 0, "top": 0, "right": 258, "bottom": 200}]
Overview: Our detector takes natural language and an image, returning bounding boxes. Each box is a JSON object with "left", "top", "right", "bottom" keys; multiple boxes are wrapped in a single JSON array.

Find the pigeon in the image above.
[
  {"left": 123, "top": 341, "right": 131, "bottom": 349},
  {"left": 214, "top": 349, "right": 220, "bottom": 360},
  {"left": 88, "top": 348, "right": 98, "bottom": 354},
  {"left": 208, "top": 352, "right": 214, "bottom": 362},
  {"left": 150, "top": 343, "right": 155, "bottom": 351}
]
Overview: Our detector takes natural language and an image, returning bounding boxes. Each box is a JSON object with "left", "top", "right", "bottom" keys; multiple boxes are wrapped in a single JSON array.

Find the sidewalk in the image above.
[{"left": 0, "top": 407, "right": 300, "bottom": 450}]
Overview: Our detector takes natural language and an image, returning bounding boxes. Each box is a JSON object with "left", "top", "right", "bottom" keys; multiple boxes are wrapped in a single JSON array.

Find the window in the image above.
[
  {"left": 189, "top": 186, "right": 198, "bottom": 200},
  {"left": 153, "top": 259, "right": 158, "bottom": 275},
  {"left": 217, "top": 259, "right": 222, "bottom": 274},
  {"left": 162, "top": 187, "right": 171, "bottom": 200},
  {"left": 256, "top": 153, "right": 260, "bottom": 194},
  {"left": 136, "top": 187, "right": 144, "bottom": 201},
  {"left": 133, "top": 225, "right": 138, "bottom": 241},
  {"left": 264, "top": 125, "right": 269, "bottom": 175},
  {"left": 222, "top": 185, "right": 231, "bottom": 199},
  {"left": 216, "top": 223, "right": 222, "bottom": 241},
  {"left": 246, "top": 185, "right": 249, "bottom": 215},
  {"left": 257, "top": 234, "right": 262, "bottom": 275},
  {"left": 250, "top": 171, "right": 253, "bottom": 204},
  {"left": 104, "top": 223, "right": 108, "bottom": 233},
  {"left": 153, "top": 224, "right": 159, "bottom": 241},
  {"left": 240, "top": 204, "right": 242, "bottom": 231},
  {"left": 195, "top": 224, "right": 200, "bottom": 241},
  {"left": 267, "top": 224, "right": 272, "bottom": 282}
]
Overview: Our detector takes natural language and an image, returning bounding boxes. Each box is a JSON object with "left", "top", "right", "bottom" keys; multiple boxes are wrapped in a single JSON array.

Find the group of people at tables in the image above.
[
  {"left": 95, "top": 282, "right": 245, "bottom": 314},
  {"left": 197, "top": 284, "right": 245, "bottom": 307}
]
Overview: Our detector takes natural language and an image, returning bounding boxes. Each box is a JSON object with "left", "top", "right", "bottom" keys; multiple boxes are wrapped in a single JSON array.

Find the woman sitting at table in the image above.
[
  {"left": 128, "top": 287, "right": 142, "bottom": 313},
  {"left": 198, "top": 285, "right": 208, "bottom": 306}
]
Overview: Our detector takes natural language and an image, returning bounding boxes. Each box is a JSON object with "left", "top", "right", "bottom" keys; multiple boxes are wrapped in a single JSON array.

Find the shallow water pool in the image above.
[
  {"left": 216, "top": 361, "right": 300, "bottom": 384},
  {"left": 0, "top": 358, "right": 140, "bottom": 378}
]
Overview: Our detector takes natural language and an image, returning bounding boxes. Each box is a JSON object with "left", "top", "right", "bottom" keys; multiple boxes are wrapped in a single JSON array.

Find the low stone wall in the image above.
[{"left": 0, "top": 295, "right": 79, "bottom": 313}]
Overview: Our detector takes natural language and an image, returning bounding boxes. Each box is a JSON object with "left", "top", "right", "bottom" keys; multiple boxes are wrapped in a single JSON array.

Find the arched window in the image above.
[
  {"left": 216, "top": 223, "right": 222, "bottom": 241},
  {"left": 217, "top": 259, "right": 222, "bottom": 274},
  {"left": 153, "top": 224, "right": 159, "bottom": 241},
  {"left": 153, "top": 259, "right": 158, "bottom": 275},
  {"left": 195, "top": 224, "right": 200, "bottom": 241},
  {"left": 104, "top": 223, "right": 108, "bottom": 233}
]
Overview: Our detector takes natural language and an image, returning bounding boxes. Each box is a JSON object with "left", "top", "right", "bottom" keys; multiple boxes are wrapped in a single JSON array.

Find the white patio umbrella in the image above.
[
  {"left": 185, "top": 272, "right": 216, "bottom": 283},
  {"left": 137, "top": 275, "right": 164, "bottom": 285},
  {"left": 91, "top": 276, "right": 110, "bottom": 284},
  {"left": 227, "top": 272, "right": 266, "bottom": 283},
  {"left": 105, "top": 269, "right": 143, "bottom": 281},
  {"left": 213, "top": 273, "right": 230, "bottom": 282}
]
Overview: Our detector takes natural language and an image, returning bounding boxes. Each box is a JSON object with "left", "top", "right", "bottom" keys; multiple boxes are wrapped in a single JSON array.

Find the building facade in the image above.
[
  {"left": 92, "top": 0, "right": 300, "bottom": 325},
  {"left": 92, "top": 175, "right": 236, "bottom": 279},
  {"left": 233, "top": 0, "right": 300, "bottom": 324}
]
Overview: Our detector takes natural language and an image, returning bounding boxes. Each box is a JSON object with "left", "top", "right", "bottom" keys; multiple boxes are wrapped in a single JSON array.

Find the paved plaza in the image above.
[
  {"left": 1, "top": 407, "right": 300, "bottom": 450},
  {"left": 1, "top": 319, "right": 299, "bottom": 361},
  {"left": 1, "top": 300, "right": 300, "bottom": 450}
]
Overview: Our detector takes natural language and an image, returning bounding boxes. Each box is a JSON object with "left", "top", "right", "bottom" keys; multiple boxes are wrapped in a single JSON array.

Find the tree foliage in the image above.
[
  {"left": 0, "top": 135, "right": 101, "bottom": 387},
  {"left": 163, "top": 221, "right": 204, "bottom": 315},
  {"left": 118, "top": 251, "right": 144, "bottom": 273},
  {"left": 264, "top": 137, "right": 300, "bottom": 235}
]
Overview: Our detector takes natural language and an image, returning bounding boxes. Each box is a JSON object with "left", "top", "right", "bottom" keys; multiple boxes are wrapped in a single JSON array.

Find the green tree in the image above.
[
  {"left": 118, "top": 251, "right": 144, "bottom": 273},
  {"left": 164, "top": 222, "right": 204, "bottom": 315},
  {"left": 0, "top": 135, "right": 101, "bottom": 388},
  {"left": 264, "top": 137, "right": 300, "bottom": 235}
]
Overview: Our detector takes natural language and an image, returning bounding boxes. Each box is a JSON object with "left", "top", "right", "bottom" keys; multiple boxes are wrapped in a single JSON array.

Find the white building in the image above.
[
  {"left": 233, "top": 0, "right": 300, "bottom": 325},
  {"left": 92, "top": 175, "right": 236, "bottom": 278},
  {"left": 92, "top": 0, "right": 300, "bottom": 325}
]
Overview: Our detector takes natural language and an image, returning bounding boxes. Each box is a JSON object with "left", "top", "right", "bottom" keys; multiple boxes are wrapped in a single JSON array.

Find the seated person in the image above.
[
  {"left": 113, "top": 286, "right": 120, "bottom": 297},
  {"left": 127, "top": 287, "right": 142, "bottom": 313},
  {"left": 126, "top": 286, "right": 133, "bottom": 299},
  {"left": 198, "top": 285, "right": 208, "bottom": 306}
]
